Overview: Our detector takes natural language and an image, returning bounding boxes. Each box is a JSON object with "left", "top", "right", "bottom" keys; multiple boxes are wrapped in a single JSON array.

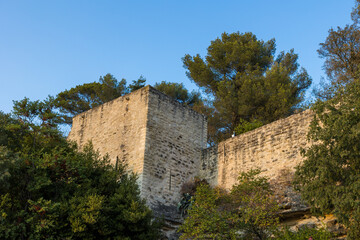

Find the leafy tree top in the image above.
[
  {"left": 154, "top": 81, "right": 202, "bottom": 107},
  {"left": 183, "top": 32, "right": 312, "bottom": 139},
  {"left": 315, "top": 0, "right": 360, "bottom": 100},
  {"left": 55, "top": 74, "right": 146, "bottom": 124}
]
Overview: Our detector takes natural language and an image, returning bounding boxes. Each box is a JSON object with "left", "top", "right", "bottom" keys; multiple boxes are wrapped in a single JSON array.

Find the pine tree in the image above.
[{"left": 183, "top": 32, "right": 311, "bottom": 141}]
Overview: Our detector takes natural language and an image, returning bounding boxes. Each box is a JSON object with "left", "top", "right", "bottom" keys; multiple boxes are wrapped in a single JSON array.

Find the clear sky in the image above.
[{"left": 0, "top": 0, "right": 355, "bottom": 113}]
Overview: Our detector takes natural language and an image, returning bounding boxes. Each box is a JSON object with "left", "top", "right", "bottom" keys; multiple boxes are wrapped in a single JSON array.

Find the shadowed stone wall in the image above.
[{"left": 143, "top": 89, "right": 207, "bottom": 208}]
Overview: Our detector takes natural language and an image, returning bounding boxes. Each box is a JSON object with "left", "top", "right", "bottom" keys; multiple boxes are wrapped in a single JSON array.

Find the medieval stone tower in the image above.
[{"left": 68, "top": 86, "right": 207, "bottom": 209}]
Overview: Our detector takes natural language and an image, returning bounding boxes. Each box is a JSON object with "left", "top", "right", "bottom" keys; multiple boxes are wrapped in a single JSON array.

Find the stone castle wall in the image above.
[
  {"left": 68, "top": 86, "right": 207, "bottom": 208},
  {"left": 200, "top": 110, "right": 314, "bottom": 190},
  {"left": 68, "top": 85, "right": 316, "bottom": 221},
  {"left": 143, "top": 89, "right": 207, "bottom": 207},
  {"left": 68, "top": 87, "right": 149, "bottom": 187},
  {"left": 67, "top": 86, "right": 323, "bottom": 238}
]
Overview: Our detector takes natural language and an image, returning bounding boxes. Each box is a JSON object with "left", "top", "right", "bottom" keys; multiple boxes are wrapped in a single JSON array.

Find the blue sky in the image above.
[{"left": 0, "top": 0, "right": 355, "bottom": 113}]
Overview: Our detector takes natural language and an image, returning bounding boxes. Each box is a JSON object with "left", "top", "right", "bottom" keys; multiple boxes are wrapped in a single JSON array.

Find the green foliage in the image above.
[
  {"left": 177, "top": 193, "right": 193, "bottom": 217},
  {"left": 0, "top": 144, "right": 161, "bottom": 239},
  {"left": 294, "top": 80, "right": 360, "bottom": 239},
  {"left": 128, "top": 75, "right": 146, "bottom": 92},
  {"left": 0, "top": 100, "right": 161, "bottom": 239},
  {"left": 178, "top": 184, "right": 236, "bottom": 240},
  {"left": 231, "top": 170, "right": 279, "bottom": 239},
  {"left": 179, "top": 169, "right": 279, "bottom": 240},
  {"left": 274, "top": 226, "right": 332, "bottom": 240},
  {"left": 235, "top": 119, "right": 263, "bottom": 135},
  {"left": 183, "top": 32, "right": 311, "bottom": 141},
  {"left": 318, "top": 25, "right": 360, "bottom": 85},
  {"left": 69, "top": 194, "right": 104, "bottom": 233},
  {"left": 315, "top": 1, "right": 360, "bottom": 100},
  {"left": 55, "top": 73, "right": 146, "bottom": 124},
  {"left": 180, "top": 177, "right": 209, "bottom": 196},
  {"left": 11, "top": 96, "right": 65, "bottom": 153},
  {"left": 154, "top": 81, "right": 202, "bottom": 107},
  {"left": 177, "top": 177, "right": 209, "bottom": 217},
  {"left": 0, "top": 111, "right": 26, "bottom": 152},
  {"left": 306, "top": 4, "right": 360, "bottom": 236}
]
